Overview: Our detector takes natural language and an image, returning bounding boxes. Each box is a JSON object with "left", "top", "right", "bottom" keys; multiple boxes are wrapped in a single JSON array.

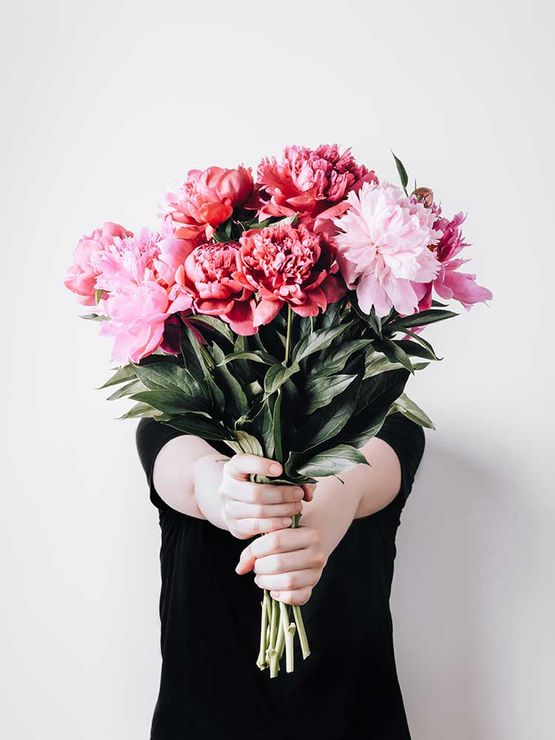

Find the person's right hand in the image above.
[{"left": 218, "top": 454, "right": 310, "bottom": 540}]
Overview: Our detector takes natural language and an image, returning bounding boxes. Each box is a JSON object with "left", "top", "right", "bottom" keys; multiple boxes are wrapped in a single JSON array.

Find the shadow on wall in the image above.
[{"left": 391, "top": 439, "right": 525, "bottom": 740}]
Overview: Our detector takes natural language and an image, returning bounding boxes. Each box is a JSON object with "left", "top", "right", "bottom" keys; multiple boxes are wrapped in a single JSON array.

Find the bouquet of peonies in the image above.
[{"left": 65, "top": 144, "right": 491, "bottom": 677}]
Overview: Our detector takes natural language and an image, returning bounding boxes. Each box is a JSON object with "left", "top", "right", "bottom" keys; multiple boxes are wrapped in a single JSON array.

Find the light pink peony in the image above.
[
  {"left": 237, "top": 223, "right": 346, "bottom": 327},
  {"left": 99, "top": 281, "right": 172, "bottom": 364},
  {"left": 92, "top": 228, "right": 193, "bottom": 363},
  {"left": 170, "top": 241, "right": 257, "bottom": 336},
  {"left": 257, "top": 144, "right": 377, "bottom": 222},
  {"left": 64, "top": 222, "right": 132, "bottom": 305},
  {"left": 333, "top": 182, "right": 441, "bottom": 317},
  {"left": 161, "top": 165, "right": 254, "bottom": 240},
  {"left": 413, "top": 211, "right": 493, "bottom": 311}
]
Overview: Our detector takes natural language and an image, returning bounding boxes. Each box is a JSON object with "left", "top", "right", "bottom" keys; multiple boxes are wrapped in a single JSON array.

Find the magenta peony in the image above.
[
  {"left": 413, "top": 210, "right": 493, "bottom": 311},
  {"left": 64, "top": 222, "right": 132, "bottom": 305},
  {"left": 256, "top": 144, "right": 377, "bottom": 222},
  {"left": 237, "top": 223, "right": 345, "bottom": 327},
  {"left": 333, "top": 182, "right": 441, "bottom": 317},
  {"left": 170, "top": 241, "right": 257, "bottom": 336},
  {"left": 161, "top": 165, "right": 254, "bottom": 240}
]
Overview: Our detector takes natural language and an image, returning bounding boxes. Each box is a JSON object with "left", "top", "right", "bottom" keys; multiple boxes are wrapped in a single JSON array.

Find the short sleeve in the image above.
[
  {"left": 374, "top": 411, "right": 426, "bottom": 504},
  {"left": 135, "top": 417, "right": 186, "bottom": 512}
]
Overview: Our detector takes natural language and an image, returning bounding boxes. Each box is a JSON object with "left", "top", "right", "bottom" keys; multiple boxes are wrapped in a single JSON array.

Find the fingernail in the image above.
[
  {"left": 270, "top": 591, "right": 278, "bottom": 598},
  {"left": 269, "top": 463, "right": 282, "bottom": 475},
  {"left": 281, "top": 517, "right": 292, "bottom": 526}
]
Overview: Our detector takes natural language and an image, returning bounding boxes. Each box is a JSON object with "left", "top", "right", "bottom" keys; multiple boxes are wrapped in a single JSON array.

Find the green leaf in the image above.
[
  {"left": 187, "top": 315, "right": 234, "bottom": 345},
  {"left": 264, "top": 361, "right": 300, "bottom": 395},
  {"left": 292, "top": 324, "right": 349, "bottom": 364},
  {"left": 391, "top": 151, "right": 409, "bottom": 193},
  {"left": 294, "top": 375, "right": 360, "bottom": 450},
  {"left": 364, "top": 352, "right": 403, "bottom": 378},
  {"left": 210, "top": 343, "right": 249, "bottom": 416},
  {"left": 400, "top": 329, "right": 441, "bottom": 360},
  {"left": 304, "top": 374, "right": 357, "bottom": 414},
  {"left": 180, "top": 328, "right": 207, "bottom": 381},
  {"left": 293, "top": 445, "right": 368, "bottom": 478},
  {"left": 119, "top": 402, "right": 165, "bottom": 420},
  {"left": 249, "top": 398, "right": 275, "bottom": 459},
  {"left": 217, "top": 350, "right": 276, "bottom": 367},
  {"left": 99, "top": 365, "right": 136, "bottom": 389},
  {"left": 340, "top": 368, "right": 410, "bottom": 448},
  {"left": 81, "top": 312, "right": 109, "bottom": 322},
  {"left": 164, "top": 414, "right": 231, "bottom": 441},
  {"left": 132, "top": 362, "right": 195, "bottom": 394},
  {"left": 385, "top": 309, "right": 458, "bottom": 333},
  {"left": 373, "top": 337, "right": 414, "bottom": 373},
  {"left": 393, "top": 339, "right": 437, "bottom": 361},
  {"left": 226, "top": 431, "right": 265, "bottom": 456},
  {"left": 390, "top": 393, "right": 435, "bottom": 430},
  {"left": 315, "top": 339, "right": 371, "bottom": 376},
  {"left": 130, "top": 390, "right": 207, "bottom": 416},
  {"left": 349, "top": 293, "right": 383, "bottom": 337},
  {"left": 106, "top": 379, "right": 145, "bottom": 401}
]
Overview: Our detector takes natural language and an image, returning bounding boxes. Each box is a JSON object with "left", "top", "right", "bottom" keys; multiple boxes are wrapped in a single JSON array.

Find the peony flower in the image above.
[
  {"left": 92, "top": 227, "right": 161, "bottom": 296},
  {"left": 154, "top": 220, "right": 197, "bottom": 287},
  {"left": 92, "top": 228, "right": 194, "bottom": 363},
  {"left": 333, "top": 182, "right": 441, "bottom": 317},
  {"left": 257, "top": 144, "right": 377, "bottom": 223},
  {"left": 237, "top": 223, "right": 346, "bottom": 327},
  {"left": 161, "top": 165, "right": 254, "bottom": 240},
  {"left": 64, "top": 222, "right": 132, "bottom": 305},
  {"left": 413, "top": 210, "right": 493, "bottom": 311},
  {"left": 99, "top": 281, "right": 172, "bottom": 364},
  {"left": 170, "top": 241, "right": 257, "bottom": 336}
]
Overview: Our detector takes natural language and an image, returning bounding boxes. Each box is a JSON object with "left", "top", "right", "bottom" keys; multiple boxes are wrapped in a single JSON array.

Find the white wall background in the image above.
[{"left": 1, "top": 1, "right": 553, "bottom": 738}]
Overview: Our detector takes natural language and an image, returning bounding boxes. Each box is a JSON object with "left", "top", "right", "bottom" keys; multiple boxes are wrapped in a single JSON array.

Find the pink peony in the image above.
[
  {"left": 237, "top": 223, "right": 346, "bottom": 327},
  {"left": 99, "top": 281, "right": 172, "bottom": 364},
  {"left": 154, "top": 220, "right": 197, "bottom": 287},
  {"left": 257, "top": 144, "right": 377, "bottom": 222},
  {"left": 64, "top": 222, "right": 132, "bottom": 305},
  {"left": 93, "top": 227, "right": 161, "bottom": 296},
  {"left": 413, "top": 211, "right": 493, "bottom": 311},
  {"left": 161, "top": 165, "right": 254, "bottom": 240},
  {"left": 92, "top": 228, "right": 193, "bottom": 363},
  {"left": 333, "top": 182, "right": 441, "bottom": 317},
  {"left": 170, "top": 241, "right": 257, "bottom": 336}
]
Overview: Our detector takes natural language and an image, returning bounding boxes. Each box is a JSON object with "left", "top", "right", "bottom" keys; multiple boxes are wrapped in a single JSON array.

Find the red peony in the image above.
[
  {"left": 169, "top": 241, "right": 257, "bottom": 336},
  {"left": 256, "top": 144, "right": 377, "bottom": 224},
  {"left": 161, "top": 166, "right": 255, "bottom": 240},
  {"left": 236, "top": 223, "right": 345, "bottom": 327}
]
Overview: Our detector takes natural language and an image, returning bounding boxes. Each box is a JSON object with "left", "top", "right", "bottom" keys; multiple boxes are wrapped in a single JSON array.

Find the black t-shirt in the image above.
[{"left": 136, "top": 412, "right": 425, "bottom": 740}]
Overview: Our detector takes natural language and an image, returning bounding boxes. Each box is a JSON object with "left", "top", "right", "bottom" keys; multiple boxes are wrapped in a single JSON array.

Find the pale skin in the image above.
[{"left": 152, "top": 434, "right": 402, "bottom": 606}]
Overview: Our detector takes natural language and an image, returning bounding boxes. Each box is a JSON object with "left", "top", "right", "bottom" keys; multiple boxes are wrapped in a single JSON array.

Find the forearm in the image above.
[
  {"left": 152, "top": 434, "right": 229, "bottom": 522},
  {"left": 300, "top": 437, "right": 401, "bottom": 559}
]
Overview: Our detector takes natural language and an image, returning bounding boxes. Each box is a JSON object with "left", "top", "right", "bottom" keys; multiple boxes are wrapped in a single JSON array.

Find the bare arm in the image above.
[{"left": 152, "top": 430, "right": 402, "bottom": 605}]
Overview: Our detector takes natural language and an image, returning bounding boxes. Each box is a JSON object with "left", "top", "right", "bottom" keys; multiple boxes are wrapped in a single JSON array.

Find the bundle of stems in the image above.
[{"left": 256, "top": 515, "right": 310, "bottom": 677}]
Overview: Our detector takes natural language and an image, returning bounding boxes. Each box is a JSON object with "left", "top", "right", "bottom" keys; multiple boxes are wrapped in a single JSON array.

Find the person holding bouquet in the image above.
[
  {"left": 65, "top": 144, "right": 491, "bottom": 739},
  {"left": 136, "top": 409, "right": 424, "bottom": 739}
]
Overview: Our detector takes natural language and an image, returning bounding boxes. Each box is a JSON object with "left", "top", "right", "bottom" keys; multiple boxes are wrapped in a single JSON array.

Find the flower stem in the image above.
[
  {"left": 292, "top": 604, "right": 311, "bottom": 660},
  {"left": 257, "top": 590, "right": 271, "bottom": 669},
  {"left": 284, "top": 305, "right": 293, "bottom": 365},
  {"left": 286, "top": 622, "right": 297, "bottom": 673}
]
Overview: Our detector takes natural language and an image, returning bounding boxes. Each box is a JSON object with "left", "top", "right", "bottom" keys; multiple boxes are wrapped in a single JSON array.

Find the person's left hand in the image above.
[{"left": 235, "top": 524, "right": 327, "bottom": 606}]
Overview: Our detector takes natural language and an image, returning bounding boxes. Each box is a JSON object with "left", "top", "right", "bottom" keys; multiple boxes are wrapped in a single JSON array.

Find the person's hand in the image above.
[
  {"left": 235, "top": 525, "right": 326, "bottom": 605},
  {"left": 218, "top": 454, "right": 313, "bottom": 540}
]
